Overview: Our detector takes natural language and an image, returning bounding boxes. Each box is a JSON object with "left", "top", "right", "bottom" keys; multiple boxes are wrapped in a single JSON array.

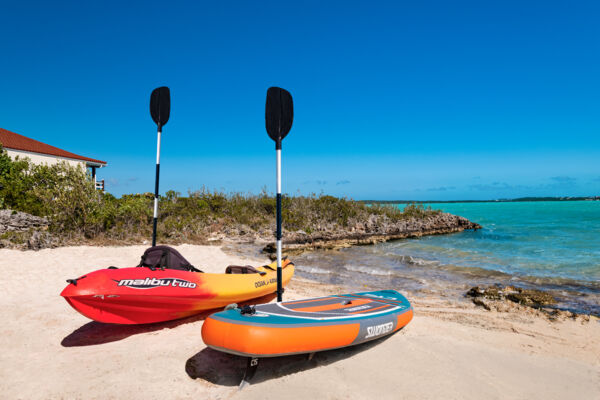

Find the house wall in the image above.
[{"left": 5, "top": 148, "right": 87, "bottom": 169}]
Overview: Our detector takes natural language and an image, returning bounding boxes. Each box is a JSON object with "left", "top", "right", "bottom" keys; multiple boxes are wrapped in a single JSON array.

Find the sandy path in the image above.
[{"left": 0, "top": 245, "right": 598, "bottom": 399}]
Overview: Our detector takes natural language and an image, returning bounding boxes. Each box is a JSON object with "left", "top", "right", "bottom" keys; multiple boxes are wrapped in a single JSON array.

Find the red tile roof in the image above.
[{"left": 0, "top": 127, "right": 106, "bottom": 165}]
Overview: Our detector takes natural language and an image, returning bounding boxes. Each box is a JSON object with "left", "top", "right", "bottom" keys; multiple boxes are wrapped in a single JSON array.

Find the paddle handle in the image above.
[
  {"left": 276, "top": 148, "right": 283, "bottom": 302},
  {"left": 152, "top": 127, "right": 162, "bottom": 246}
]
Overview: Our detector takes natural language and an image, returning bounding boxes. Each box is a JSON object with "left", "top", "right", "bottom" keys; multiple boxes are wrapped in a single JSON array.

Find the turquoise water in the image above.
[
  {"left": 294, "top": 201, "right": 600, "bottom": 315},
  {"left": 398, "top": 201, "right": 600, "bottom": 283}
]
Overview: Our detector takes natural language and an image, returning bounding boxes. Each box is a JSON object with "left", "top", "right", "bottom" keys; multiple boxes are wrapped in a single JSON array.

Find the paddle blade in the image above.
[
  {"left": 150, "top": 86, "right": 171, "bottom": 128},
  {"left": 265, "top": 87, "right": 293, "bottom": 147}
]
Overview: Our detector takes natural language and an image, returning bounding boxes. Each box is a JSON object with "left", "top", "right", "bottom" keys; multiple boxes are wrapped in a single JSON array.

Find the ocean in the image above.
[{"left": 294, "top": 201, "right": 600, "bottom": 316}]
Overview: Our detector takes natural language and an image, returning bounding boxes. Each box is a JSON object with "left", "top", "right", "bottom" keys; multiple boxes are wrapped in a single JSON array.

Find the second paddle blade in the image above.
[
  {"left": 265, "top": 87, "right": 293, "bottom": 146},
  {"left": 150, "top": 86, "right": 171, "bottom": 128}
]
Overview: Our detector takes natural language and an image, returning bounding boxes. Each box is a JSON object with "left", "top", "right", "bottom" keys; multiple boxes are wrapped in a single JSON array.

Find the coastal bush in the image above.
[
  {"left": 0, "top": 145, "right": 105, "bottom": 237},
  {"left": 110, "top": 192, "right": 437, "bottom": 243},
  {"left": 33, "top": 162, "right": 103, "bottom": 237},
  {"left": 0, "top": 146, "right": 441, "bottom": 244},
  {"left": 401, "top": 203, "right": 435, "bottom": 219},
  {"left": 0, "top": 145, "right": 41, "bottom": 214}
]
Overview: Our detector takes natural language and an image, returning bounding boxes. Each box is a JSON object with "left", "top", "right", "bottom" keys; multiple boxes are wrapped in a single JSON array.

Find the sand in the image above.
[{"left": 0, "top": 244, "right": 598, "bottom": 399}]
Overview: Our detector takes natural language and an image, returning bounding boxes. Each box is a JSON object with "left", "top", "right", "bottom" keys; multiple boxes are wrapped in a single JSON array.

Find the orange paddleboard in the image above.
[{"left": 202, "top": 289, "right": 412, "bottom": 357}]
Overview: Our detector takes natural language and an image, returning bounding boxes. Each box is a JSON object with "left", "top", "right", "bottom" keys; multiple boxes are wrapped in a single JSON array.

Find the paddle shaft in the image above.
[
  {"left": 152, "top": 126, "right": 162, "bottom": 246},
  {"left": 276, "top": 146, "right": 283, "bottom": 302}
]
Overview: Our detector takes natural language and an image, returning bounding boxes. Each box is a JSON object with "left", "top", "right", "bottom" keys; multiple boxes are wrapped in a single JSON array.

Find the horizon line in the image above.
[{"left": 360, "top": 196, "right": 600, "bottom": 203}]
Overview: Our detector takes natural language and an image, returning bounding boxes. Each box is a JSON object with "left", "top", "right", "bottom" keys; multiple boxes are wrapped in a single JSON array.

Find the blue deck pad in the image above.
[{"left": 209, "top": 290, "right": 412, "bottom": 328}]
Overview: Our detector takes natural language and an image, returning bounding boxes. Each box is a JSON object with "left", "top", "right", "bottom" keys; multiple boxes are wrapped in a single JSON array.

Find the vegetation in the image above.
[{"left": 0, "top": 145, "right": 440, "bottom": 245}]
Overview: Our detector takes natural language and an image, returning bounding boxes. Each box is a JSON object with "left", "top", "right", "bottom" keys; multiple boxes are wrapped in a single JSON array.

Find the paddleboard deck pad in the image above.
[{"left": 201, "top": 289, "right": 413, "bottom": 357}]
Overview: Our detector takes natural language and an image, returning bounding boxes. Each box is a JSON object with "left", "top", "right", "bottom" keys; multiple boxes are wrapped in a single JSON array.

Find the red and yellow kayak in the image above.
[{"left": 61, "top": 259, "right": 294, "bottom": 324}]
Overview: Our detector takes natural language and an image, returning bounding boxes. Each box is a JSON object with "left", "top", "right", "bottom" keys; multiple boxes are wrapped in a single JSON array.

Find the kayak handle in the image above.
[{"left": 66, "top": 275, "right": 87, "bottom": 286}]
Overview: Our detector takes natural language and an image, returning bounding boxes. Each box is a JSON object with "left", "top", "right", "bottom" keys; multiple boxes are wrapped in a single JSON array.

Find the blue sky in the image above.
[{"left": 1, "top": 1, "right": 599, "bottom": 200}]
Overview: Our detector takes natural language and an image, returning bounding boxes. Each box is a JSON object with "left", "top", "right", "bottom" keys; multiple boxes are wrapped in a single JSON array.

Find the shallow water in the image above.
[
  {"left": 406, "top": 201, "right": 600, "bottom": 282},
  {"left": 294, "top": 201, "right": 600, "bottom": 316}
]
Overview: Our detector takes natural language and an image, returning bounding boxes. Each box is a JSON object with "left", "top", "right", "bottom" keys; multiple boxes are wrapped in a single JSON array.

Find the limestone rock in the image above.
[
  {"left": 466, "top": 284, "right": 557, "bottom": 313},
  {"left": 262, "top": 212, "right": 481, "bottom": 255},
  {"left": 0, "top": 210, "right": 55, "bottom": 250},
  {"left": 0, "top": 210, "right": 49, "bottom": 234}
]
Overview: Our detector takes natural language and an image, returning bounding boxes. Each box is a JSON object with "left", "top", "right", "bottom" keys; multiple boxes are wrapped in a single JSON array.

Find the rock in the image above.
[
  {"left": 505, "top": 288, "right": 556, "bottom": 308},
  {"left": 466, "top": 285, "right": 504, "bottom": 300},
  {"left": 0, "top": 210, "right": 56, "bottom": 250},
  {"left": 466, "top": 286, "right": 485, "bottom": 297},
  {"left": 0, "top": 209, "right": 49, "bottom": 235},
  {"left": 26, "top": 230, "right": 57, "bottom": 250},
  {"left": 472, "top": 297, "right": 492, "bottom": 311},
  {"left": 261, "top": 212, "right": 481, "bottom": 255},
  {"left": 237, "top": 224, "right": 251, "bottom": 235},
  {"left": 466, "top": 284, "right": 557, "bottom": 313}
]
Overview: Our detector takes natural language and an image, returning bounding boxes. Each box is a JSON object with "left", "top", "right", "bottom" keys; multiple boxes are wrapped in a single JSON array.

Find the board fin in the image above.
[{"left": 239, "top": 357, "right": 259, "bottom": 390}]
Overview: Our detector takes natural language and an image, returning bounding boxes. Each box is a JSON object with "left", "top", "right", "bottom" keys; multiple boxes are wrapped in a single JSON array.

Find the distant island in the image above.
[{"left": 361, "top": 196, "right": 600, "bottom": 204}]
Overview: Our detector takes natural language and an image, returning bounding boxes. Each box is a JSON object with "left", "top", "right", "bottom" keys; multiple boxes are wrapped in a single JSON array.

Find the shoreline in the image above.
[
  {"left": 2, "top": 214, "right": 598, "bottom": 318},
  {"left": 2, "top": 208, "right": 597, "bottom": 318},
  {"left": 0, "top": 244, "right": 598, "bottom": 399},
  {"left": 289, "top": 244, "right": 600, "bottom": 318}
]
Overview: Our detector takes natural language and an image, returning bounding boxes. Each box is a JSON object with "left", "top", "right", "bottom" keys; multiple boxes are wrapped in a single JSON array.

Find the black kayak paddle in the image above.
[
  {"left": 149, "top": 86, "right": 170, "bottom": 246},
  {"left": 265, "top": 87, "right": 294, "bottom": 302}
]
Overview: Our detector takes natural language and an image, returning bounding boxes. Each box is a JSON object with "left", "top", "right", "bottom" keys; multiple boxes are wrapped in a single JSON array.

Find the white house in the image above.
[{"left": 0, "top": 127, "right": 107, "bottom": 190}]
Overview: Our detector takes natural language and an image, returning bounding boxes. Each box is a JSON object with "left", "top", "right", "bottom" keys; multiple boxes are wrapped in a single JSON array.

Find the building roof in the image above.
[{"left": 0, "top": 127, "right": 106, "bottom": 166}]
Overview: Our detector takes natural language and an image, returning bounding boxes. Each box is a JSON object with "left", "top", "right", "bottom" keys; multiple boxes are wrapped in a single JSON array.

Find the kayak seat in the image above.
[
  {"left": 225, "top": 265, "right": 267, "bottom": 276},
  {"left": 137, "top": 245, "right": 203, "bottom": 272}
]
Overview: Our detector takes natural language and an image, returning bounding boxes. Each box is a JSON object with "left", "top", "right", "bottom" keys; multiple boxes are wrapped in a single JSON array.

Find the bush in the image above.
[
  {"left": 0, "top": 144, "right": 440, "bottom": 244},
  {"left": 0, "top": 145, "right": 41, "bottom": 214},
  {"left": 0, "top": 144, "right": 105, "bottom": 236}
]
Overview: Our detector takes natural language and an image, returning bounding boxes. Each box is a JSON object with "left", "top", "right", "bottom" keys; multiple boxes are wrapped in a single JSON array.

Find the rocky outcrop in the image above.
[
  {"left": 0, "top": 209, "right": 49, "bottom": 234},
  {"left": 467, "top": 285, "right": 557, "bottom": 310},
  {"left": 0, "top": 210, "right": 56, "bottom": 250},
  {"left": 465, "top": 285, "right": 598, "bottom": 321},
  {"left": 263, "top": 212, "right": 481, "bottom": 257}
]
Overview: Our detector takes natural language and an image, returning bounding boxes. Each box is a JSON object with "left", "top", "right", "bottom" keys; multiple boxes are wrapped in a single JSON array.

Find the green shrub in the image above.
[{"left": 0, "top": 144, "right": 440, "bottom": 243}]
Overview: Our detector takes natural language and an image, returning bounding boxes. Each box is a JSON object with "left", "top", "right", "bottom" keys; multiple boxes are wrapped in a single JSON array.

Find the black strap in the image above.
[
  {"left": 262, "top": 257, "right": 292, "bottom": 271},
  {"left": 159, "top": 249, "right": 169, "bottom": 270},
  {"left": 240, "top": 305, "right": 256, "bottom": 315}
]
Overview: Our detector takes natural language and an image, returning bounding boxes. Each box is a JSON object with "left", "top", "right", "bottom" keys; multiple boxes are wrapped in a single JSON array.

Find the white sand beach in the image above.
[{"left": 0, "top": 245, "right": 598, "bottom": 399}]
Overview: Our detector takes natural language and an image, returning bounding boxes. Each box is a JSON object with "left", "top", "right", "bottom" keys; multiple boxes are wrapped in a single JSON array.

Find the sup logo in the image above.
[
  {"left": 114, "top": 277, "right": 197, "bottom": 289},
  {"left": 365, "top": 322, "right": 394, "bottom": 338}
]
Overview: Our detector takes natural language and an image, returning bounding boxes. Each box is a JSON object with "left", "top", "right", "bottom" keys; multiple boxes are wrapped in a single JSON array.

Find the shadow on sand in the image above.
[
  {"left": 185, "top": 332, "right": 398, "bottom": 386},
  {"left": 61, "top": 293, "right": 277, "bottom": 347},
  {"left": 61, "top": 311, "right": 212, "bottom": 347}
]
